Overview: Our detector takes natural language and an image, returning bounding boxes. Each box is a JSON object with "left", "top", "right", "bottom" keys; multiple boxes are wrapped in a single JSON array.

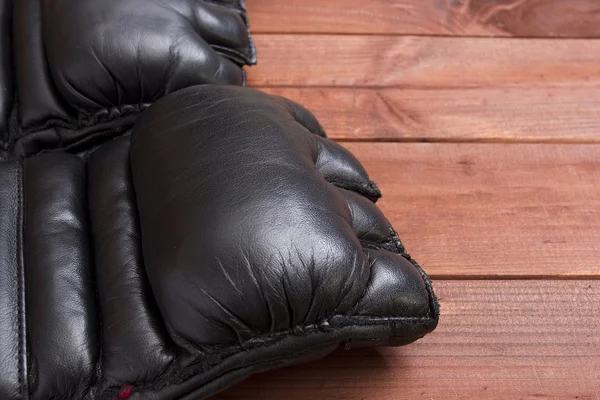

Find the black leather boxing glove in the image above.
[
  {"left": 0, "top": 0, "right": 255, "bottom": 157},
  {"left": 0, "top": 85, "right": 438, "bottom": 399}
]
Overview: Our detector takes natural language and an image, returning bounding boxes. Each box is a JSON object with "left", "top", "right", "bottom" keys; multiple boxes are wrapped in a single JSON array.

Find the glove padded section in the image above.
[
  {"left": 23, "top": 153, "right": 98, "bottom": 399},
  {"left": 88, "top": 136, "right": 175, "bottom": 387},
  {"left": 13, "top": 0, "right": 256, "bottom": 135},
  {"left": 126, "top": 85, "right": 438, "bottom": 398},
  {"left": 131, "top": 86, "right": 373, "bottom": 348},
  {"left": 0, "top": 160, "right": 25, "bottom": 400}
]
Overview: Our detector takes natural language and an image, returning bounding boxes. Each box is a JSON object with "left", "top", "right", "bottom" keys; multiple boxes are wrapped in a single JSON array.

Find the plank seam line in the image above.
[
  {"left": 429, "top": 276, "right": 600, "bottom": 281},
  {"left": 333, "top": 138, "right": 600, "bottom": 145},
  {"left": 252, "top": 84, "right": 600, "bottom": 91},
  {"left": 251, "top": 32, "right": 600, "bottom": 40}
]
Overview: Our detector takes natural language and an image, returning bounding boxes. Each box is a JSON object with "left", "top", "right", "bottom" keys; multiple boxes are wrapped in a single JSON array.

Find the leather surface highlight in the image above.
[
  {"left": 88, "top": 136, "right": 174, "bottom": 387},
  {"left": 23, "top": 153, "right": 97, "bottom": 399}
]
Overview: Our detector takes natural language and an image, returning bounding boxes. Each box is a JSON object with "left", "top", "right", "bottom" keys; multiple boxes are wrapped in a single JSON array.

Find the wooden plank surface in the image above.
[
  {"left": 241, "top": 3, "right": 600, "bottom": 398},
  {"left": 262, "top": 87, "right": 600, "bottom": 142},
  {"left": 342, "top": 142, "right": 600, "bottom": 278},
  {"left": 217, "top": 280, "right": 600, "bottom": 399},
  {"left": 248, "top": 0, "right": 600, "bottom": 37},
  {"left": 247, "top": 35, "right": 600, "bottom": 87}
]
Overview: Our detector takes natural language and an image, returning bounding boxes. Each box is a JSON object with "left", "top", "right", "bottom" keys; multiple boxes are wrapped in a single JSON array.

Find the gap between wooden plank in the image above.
[
  {"left": 247, "top": 35, "right": 600, "bottom": 88},
  {"left": 258, "top": 87, "right": 600, "bottom": 143},
  {"left": 251, "top": 32, "right": 600, "bottom": 39},
  {"left": 247, "top": 0, "right": 600, "bottom": 38},
  {"left": 217, "top": 280, "right": 600, "bottom": 399},
  {"left": 340, "top": 138, "right": 600, "bottom": 145},
  {"left": 341, "top": 142, "right": 600, "bottom": 278}
]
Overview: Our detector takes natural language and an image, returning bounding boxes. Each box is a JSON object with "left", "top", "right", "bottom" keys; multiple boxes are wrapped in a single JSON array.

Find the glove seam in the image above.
[
  {"left": 386, "top": 223, "right": 439, "bottom": 320},
  {"left": 16, "top": 160, "right": 30, "bottom": 398},
  {"left": 210, "top": 44, "right": 255, "bottom": 66},
  {"left": 409, "top": 257, "right": 440, "bottom": 321},
  {"left": 200, "top": 314, "right": 437, "bottom": 352},
  {"left": 360, "top": 240, "right": 403, "bottom": 253},
  {"left": 353, "top": 223, "right": 438, "bottom": 324},
  {"left": 15, "top": 161, "right": 22, "bottom": 394},
  {"left": 10, "top": 109, "right": 144, "bottom": 158},
  {"left": 19, "top": 104, "right": 149, "bottom": 137},
  {"left": 99, "top": 314, "right": 436, "bottom": 399}
]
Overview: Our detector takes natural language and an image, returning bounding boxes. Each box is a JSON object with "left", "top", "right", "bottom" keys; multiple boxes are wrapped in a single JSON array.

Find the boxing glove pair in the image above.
[{"left": 0, "top": 1, "right": 438, "bottom": 399}]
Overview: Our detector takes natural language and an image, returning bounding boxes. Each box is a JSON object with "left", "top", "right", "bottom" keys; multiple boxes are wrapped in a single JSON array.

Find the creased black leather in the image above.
[
  {"left": 24, "top": 153, "right": 98, "bottom": 400},
  {"left": 0, "top": 159, "right": 23, "bottom": 400},
  {"left": 0, "top": 0, "right": 255, "bottom": 158},
  {"left": 0, "top": 85, "right": 438, "bottom": 399},
  {"left": 131, "top": 86, "right": 436, "bottom": 350},
  {"left": 0, "top": 0, "right": 12, "bottom": 141}
]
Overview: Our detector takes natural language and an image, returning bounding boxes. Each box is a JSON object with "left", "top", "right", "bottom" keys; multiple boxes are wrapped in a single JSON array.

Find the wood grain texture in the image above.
[
  {"left": 341, "top": 142, "right": 600, "bottom": 278},
  {"left": 247, "top": 0, "right": 600, "bottom": 37},
  {"left": 247, "top": 35, "right": 600, "bottom": 87},
  {"left": 240, "top": 4, "right": 600, "bottom": 398},
  {"left": 261, "top": 87, "right": 600, "bottom": 142},
  {"left": 217, "top": 280, "right": 600, "bottom": 399}
]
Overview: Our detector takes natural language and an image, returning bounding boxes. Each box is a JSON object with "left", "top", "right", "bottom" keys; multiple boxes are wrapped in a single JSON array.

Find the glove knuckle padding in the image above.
[
  {"left": 131, "top": 86, "right": 373, "bottom": 346},
  {"left": 130, "top": 86, "right": 438, "bottom": 392},
  {"left": 4, "top": 0, "right": 255, "bottom": 157},
  {"left": 0, "top": 85, "right": 438, "bottom": 399}
]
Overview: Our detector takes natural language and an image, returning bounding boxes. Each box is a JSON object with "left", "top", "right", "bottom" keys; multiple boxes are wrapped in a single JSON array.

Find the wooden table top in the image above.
[{"left": 217, "top": 1, "right": 600, "bottom": 398}]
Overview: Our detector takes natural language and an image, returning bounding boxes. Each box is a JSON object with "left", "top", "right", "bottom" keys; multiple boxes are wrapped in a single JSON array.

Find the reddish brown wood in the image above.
[
  {"left": 261, "top": 87, "right": 600, "bottom": 142},
  {"left": 217, "top": 280, "right": 600, "bottom": 399},
  {"left": 247, "top": 0, "right": 600, "bottom": 37},
  {"left": 341, "top": 142, "right": 600, "bottom": 278},
  {"left": 238, "top": 3, "right": 600, "bottom": 398},
  {"left": 247, "top": 35, "right": 600, "bottom": 87}
]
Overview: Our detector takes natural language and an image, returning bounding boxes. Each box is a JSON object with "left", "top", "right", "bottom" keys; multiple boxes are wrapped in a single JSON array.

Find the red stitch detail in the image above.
[{"left": 117, "top": 384, "right": 133, "bottom": 400}]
